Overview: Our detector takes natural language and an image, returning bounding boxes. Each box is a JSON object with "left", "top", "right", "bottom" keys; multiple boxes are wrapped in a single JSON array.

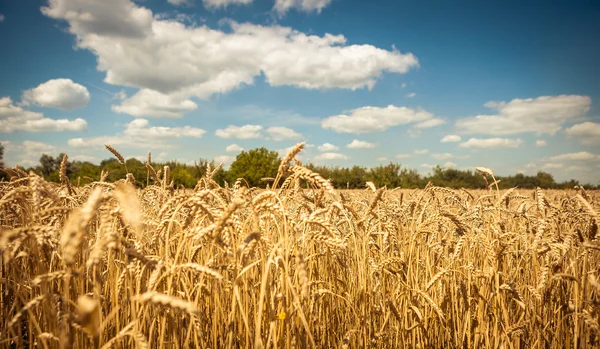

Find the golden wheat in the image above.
[{"left": 1, "top": 146, "right": 599, "bottom": 348}]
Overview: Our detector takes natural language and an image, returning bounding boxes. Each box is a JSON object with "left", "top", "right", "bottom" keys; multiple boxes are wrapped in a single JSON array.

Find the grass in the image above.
[{"left": 0, "top": 144, "right": 599, "bottom": 348}]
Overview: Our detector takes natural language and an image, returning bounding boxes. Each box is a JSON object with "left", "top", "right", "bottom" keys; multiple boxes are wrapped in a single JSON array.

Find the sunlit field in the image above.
[{"left": 1, "top": 144, "right": 599, "bottom": 349}]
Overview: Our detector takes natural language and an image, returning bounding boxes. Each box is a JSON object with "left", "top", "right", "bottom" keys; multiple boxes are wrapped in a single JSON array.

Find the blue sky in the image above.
[{"left": 1, "top": 0, "right": 599, "bottom": 183}]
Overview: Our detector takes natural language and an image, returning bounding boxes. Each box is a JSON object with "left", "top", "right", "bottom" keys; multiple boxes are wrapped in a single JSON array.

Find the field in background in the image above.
[{"left": 1, "top": 145, "right": 599, "bottom": 348}]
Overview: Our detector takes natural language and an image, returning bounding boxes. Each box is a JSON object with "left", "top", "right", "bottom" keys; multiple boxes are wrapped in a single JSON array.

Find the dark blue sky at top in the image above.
[{"left": 2, "top": 0, "right": 599, "bottom": 118}]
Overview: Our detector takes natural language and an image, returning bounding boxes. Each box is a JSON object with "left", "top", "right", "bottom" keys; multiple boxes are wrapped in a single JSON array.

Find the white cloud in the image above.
[
  {"left": 22, "top": 78, "right": 90, "bottom": 110},
  {"left": 431, "top": 153, "right": 453, "bottom": 160},
  {"left": 0, "top": 14, "right": 5, "bottom": 22},
  {"left": 266, "top": 126, "right": 303, "bottom": 141},
  {"left": 168, "top": 0, "right": 191, "bottom": 5},
  {"left": 317, "top": 143, "right": 339, "bottom": 152},
  {"left": 548, "top": 152, "right": 600, "bottom": 162},
  {"left": 565, "top": 122, "right": 600, "bottom": 145},
  {"left": 226, "top": 144, "right": 244, "bottom": 152},
  {"left": 1, "top": 140, "right": 58, "bottom": 167},
  {"left": 123, "top": 118, "right": 205, "bottom": 138},
  {"left": 277, "top": 145, "right": 296, "bottom": 156},
  {"left": 213, "top": 155, "right": 235, "bottom": 164},
  {"left": 112, "top": 89, "right": 198, "bottom": 118},
  {"left": 273, "top": 0, "right": 332, "bottom": 15},
  {"left": 542, "top": 163, "right": 564, "bottom": 169},
  {"left": 456, "top": 95, "right": 591, "bottom": 135},
  {"left": 71, "top": 155, "right": 100, "bottom": 163},
  {"left": 322, "top": 105, "right": 433, "bottom": 133},
  {"left": 405, "top": 92, "right": 416, "bottom": 98},
  {"left": 346, "top": 139, "right": 376, "bottom": 149},
  {"left": 443, "top": 161, "right": 457, "bottom": 168},
  {"left": 441, "top": 135, "right": 461, "bottom": 143},
  {"left": 154, "top": 152, "right": 170, "bottom": 162},
  {"left": 377, "top": 157, "right": 388, "bottom": 162},
  {"left": 68, "top": 118, "right": 204, "bottom": 149},
  {"left": 413, "top": 118, "right": 445, "bottom": 129},
  {"left": 203, "top": 0, "right": 253, "bottom": 7},
  {"left": 42, "top": 0, "right": 418, "bottom": 117},
  {"left": 229, "top": 105, "right": 319, "bottom": 125},
  {"left": 459, "top": 137, "right": 523, "bottom": 149},
  {"left": 0, "top": 97, "right": 87, "bottom": 132},
  {"left": 401, "top": 82, "right": 407, "bottom": 88},
  {"left": 395, "top": 153, "right": 412, "bottom": 159},
  {"left": 314, "top": 152, "right": 349, "bottom": 161},
  {"left": 215, "top": 125, "right": 263, "bottom": 139},
  {"left": 24, "top": 141, "right": 55, "bottom": 154},
  {"left": 565, "top": 165, "right": 589, "bottom": 172},
  {"left": 536, "top": 140, "right": 547, "bottom": 147},
  {"left": 414, "top": 149, "right": 429, "bottom": 155}
]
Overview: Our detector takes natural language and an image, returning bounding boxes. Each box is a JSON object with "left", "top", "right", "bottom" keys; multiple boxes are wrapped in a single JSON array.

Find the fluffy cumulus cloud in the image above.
[
  {"left": 322, "top": 105, "right": 433, "bottom": 133},
  {"left": 41, "top": 0, "right": 418, "bottom": 117},
  {"left": 565, "top": 122, "right": 600, "bottom": 145},
  {"left": 456, "top": 95, "right": 591, "bottom": 135},
  {"left": 123, "top": 118, "right": 205, "bottom": 138},
  {"left": 317, "top": 143, "right": 339, "bottom": 152},
  {"left": 1, "top": 140, "right": 58, "bottom": 167},
  {"left": 213, "top": 155, "right": 235, "bottom": 164},
  {"left": 405, "top": 92, "right": 416, "bottom": 98},
  {"left": 274, "top": 0, "right": 332, "bottom": 15},
  {"left": 536, "top": 140, "right": 547, "bottom": 147},
  {"left": 414, "top": 149, "right": 429, "bottom": 155},
  {"left": 413, "top": 118, "right": 445, "bottom": 129},
  {"left": 68, "top": 118, "right": 204, "bottom": 149},
  {"left": 71, "top": 154, "right": 100, "bottom": 162},
  {"left": 542, "top": 163, "right": 564, "bottom": 169},
  {"left": 215, "top": 125, "right": 263, "bottom": 139},
  {"left": 346, "top": 139, "right": 376, "bottom": 149},
  {"left": 22, "top": 78, "right": 90, "bottom": 110},
  {"left": 547, "top": 152, "right": 600, "bottom": 162},
  {"left": 431, "top": 153, "right": 453, "bottom": 160},
  {"left": 441, "top": 135, "right": 461, "bottom": 143},
  {"left": 0, "top": 97, "right": 87, "bottom": 132},
  {"left": 266, "top": 126, "right": 303, "bottom": 141},
  {"left": 168, "top": 0, "right": 191, "bottom": 5},
  {"left": 459, "top": 137, "right": 523, "bottom": 149},
  {"left": 314, "top": 152, "right": 349, "bottom": 161},
  {"left": 111, "top": 89, "right": 198, "bottom": 118},
  {"left": 226, "top": 144, "right": 244, "bottom": 152},
  {"left": 202, "top": 0, "right": 253, "bottom": 8}
]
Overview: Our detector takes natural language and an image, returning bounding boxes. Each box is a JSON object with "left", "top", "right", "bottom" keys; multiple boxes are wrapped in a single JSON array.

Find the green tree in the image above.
[
  {"left": 71, "top": 161, "right": 102, "bottom": 185},
  {"left": 0, "top": 143, "right": 6, "bottom": 181},
  {"left": 0, "top": 142, "right": 4, "bottom": 168},
  {"left": 171, "top": 166, "right": 196, "bottom": 188},
  {"left": 398, "top": 167, "right": 422, "bottom": 188},
  {"left": 368, "top": 163, "right": 403, "bottom": 188},
  {"left": 227, "top": 148, "right": 280, "bottom": 187},
  {"left": 535, "top": 171, "right": 557, "bottom": 189},
  {"left": 101, "top": 158, "right": 127, "bottom": 182},
  {"left": 38, "top": 154, "right": 58, "bottom": 178}
]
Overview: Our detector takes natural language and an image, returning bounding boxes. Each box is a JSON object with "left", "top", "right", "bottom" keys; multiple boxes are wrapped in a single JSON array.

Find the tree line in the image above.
[{"left": 0, "top": 144, "right": 596, "bottom": 189}]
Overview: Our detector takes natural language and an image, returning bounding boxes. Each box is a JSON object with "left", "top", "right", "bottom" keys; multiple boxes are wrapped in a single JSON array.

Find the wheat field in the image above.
[{"left": 1, "top": 144, "right": 599, "bottom": 348}]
